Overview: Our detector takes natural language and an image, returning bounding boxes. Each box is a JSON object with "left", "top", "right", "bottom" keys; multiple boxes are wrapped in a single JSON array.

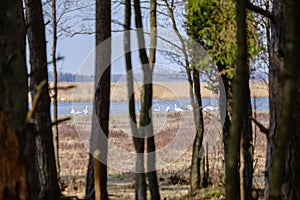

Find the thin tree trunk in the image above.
[
  {"left": 0, "top": 1, "right": 37, "bottom": 198},
  {"left": 25, "top": 0, "right": 61, "bottom": 198},
  {"left": 217, "top": 62, "right": 232, "bottom": 183},
  {"left": 133, "top": 0, "right": 160, "bottom": 199},
  {"left": 147, "top": 0, "right": 160, "bottom": 199},
  {"left": 190, "top": 68, "right": 206, "bottom": 191},
  {"left": 226, "top": 0, "right": 252, "bottom": 199},
  {"left": 51, "top": 0, "right": 60, "bottom": 177},
  {"left": 124, "top": 1, "right": 147, "bottom": 199},
  {"left": 85, "top": 0, "right": 111, "bottom": 199}
]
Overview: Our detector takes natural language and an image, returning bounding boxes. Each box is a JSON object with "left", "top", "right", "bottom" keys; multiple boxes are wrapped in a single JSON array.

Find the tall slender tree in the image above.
[
  {"left": 85, "top": 0, "right": 111, "bottom": 199},
  {"left": 25, "top": 0, "right": 61, "bottom": 198},
  {"left": 124, "top": 0, "right": 147, "bottom": 199},
  {"left": 51, "top": 0, "right": 60, "bottom": 176},
  {"left": 133, "top": 0, "right": 160, "bottom": 199},
  {"left": 226, "top": 0, "right": 253, "bottom": 199}
]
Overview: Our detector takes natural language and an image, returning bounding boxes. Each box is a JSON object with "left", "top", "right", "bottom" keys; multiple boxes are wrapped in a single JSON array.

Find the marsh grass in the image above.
[{"left": 58, "top": 112, "right": 268, "bottom": 199}]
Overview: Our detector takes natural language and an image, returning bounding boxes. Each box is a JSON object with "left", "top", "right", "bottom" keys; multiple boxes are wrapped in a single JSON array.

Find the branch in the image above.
[
  {"left": 51, "top": 117, "right": 71, "bottom": 126},
  {"left": 26, "top": 80, "right": 47, "bottom": 123},
  {"left": 245, "top": 1, "right": 274, "bottom": 21},
  {"left": 250, "top": 116, "right": 269, "bottom": 135}
]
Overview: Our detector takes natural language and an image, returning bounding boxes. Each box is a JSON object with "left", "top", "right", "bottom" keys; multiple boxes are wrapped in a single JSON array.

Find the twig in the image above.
[
  {"left": 26, "top": 80, "right": 47, "bottom": 123},
  {"left": 51, "top": 117, "right": 71, "bottom": 126},
  {"left": 245, "top": 1, "right": 274, "bottom": 21},
  {"left": 250, "top": 116, "right": 269, "bottom": 135}
]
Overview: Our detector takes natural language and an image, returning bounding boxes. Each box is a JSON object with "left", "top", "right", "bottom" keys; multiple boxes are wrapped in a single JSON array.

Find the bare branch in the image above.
[
  {"left": 250, "top": 116, "right": 269, "bottom": 135},
  {"left": 51, "top": 117, "right": 71, "bottom": 126},
  {"left": 245, "top": 1, "right": 274, "bottom": 21}
]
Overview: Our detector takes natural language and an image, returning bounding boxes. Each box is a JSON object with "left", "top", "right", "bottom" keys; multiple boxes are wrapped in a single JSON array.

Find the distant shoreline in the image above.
[{"left": 48, "top": 81, "right": 268, "bottom": 102}]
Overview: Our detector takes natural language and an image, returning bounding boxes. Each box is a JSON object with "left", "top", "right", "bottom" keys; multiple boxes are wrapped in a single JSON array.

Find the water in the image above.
[{"left": 48, "top": 97, "right": 269, "bottom": 116}]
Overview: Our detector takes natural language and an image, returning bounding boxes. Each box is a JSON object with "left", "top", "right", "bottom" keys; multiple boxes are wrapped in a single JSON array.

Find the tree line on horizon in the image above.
[{"left": 1, "top": 0, "right": 300, "bottom": 200}]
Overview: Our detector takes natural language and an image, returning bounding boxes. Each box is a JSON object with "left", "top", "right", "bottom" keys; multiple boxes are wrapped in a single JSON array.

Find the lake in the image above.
[{"left": 49, "top": 97, "right": 269, "bottom": 116}]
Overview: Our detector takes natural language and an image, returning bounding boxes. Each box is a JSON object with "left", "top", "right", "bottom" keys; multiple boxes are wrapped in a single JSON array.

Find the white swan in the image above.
[
  {"left": 71, "top": 108, "right": 82, "bottom": 115},
  {"left": 187, "top": 104, "right": 193, "bottom": 111},
  {"left": 83, "top": 106, "right": 88, "bottom": 114},
  {"left": 203, "top": 106, "right": 218, "bottom": 112},
  {"left": 174, "top": 104, "right": 183, "bottom": 112},
  {"left": 165, "top": 106, "right": 170, "bottom": 112}
]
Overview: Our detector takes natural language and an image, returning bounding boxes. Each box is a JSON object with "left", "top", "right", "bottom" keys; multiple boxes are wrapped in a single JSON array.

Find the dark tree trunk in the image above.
[
  {"left": 265, "top": 0, "right": 285, "bottom": 198},
  {"left": 124, "top": 1, "right": 147, "bottom": 199},
  {"left": 133, "top": 0, "right": 160, "bottom": 199},
  {"left": 217, "top": 62, "right": 232, "bottom": 178},
  {"left": 85, "top": 0, "right": 111, "bottom": 199},
  {"left": 25, "top": 0, "right": 61, "bottom": 198},
  {"left": 190, "top": 67, "right": 206, "bottom": 191},
  {"left": 51, "top": 0, "right": 60, "bottom": 177},
  {"left": 268, "top": 0, "right": 300, "bottom": 199},
  {"left": 226, "top": 0, "right": 252, "bottom": 199},
  {"left": 0, "top": 0, "right": 37, "bottom": 198}
]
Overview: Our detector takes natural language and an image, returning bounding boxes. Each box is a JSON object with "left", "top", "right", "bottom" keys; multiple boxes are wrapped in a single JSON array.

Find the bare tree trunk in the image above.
[
  {"left": 51, "top": 0, "right": 60, "bottom": 177},
  {"left": 268, "top": 1, "right": 300, "bottom": 198},
  {"left": 133, "top": 0, "right": 160, "bottom": 199},
  {"left": 124, "top": 1, "right": 147, "bottom": 199},
  {"left": 0, "top": 1, "right": 37, "bottom": 198},
  {"left": 85, "top": 0, "right": 111, "bottom": 199},
  {"left": 190, "top": 68, "right": 206, "bottom": 191},
  {"left": 226, "top": 0, "right": 252, "bottom": 199},
  {"left": 265, "top": 0, "right": 285, "bottom": 198},
  {"left": 25, "top": 0, "right": 61, "bottom": 198}
]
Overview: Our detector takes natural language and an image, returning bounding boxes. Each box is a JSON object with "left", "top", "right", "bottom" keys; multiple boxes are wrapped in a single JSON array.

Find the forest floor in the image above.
[{"left": 57, "top": 111, "right": 268, "bottom": 199}]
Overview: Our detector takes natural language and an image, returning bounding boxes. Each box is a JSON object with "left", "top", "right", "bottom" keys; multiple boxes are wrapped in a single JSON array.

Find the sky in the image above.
[{"left": 41, "top": 0, "right": 190, "bottom": 76}]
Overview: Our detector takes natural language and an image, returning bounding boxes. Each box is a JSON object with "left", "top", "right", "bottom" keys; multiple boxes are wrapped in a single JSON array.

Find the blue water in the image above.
[{"left": 49, "top": 97, "right": 269, "bottom": 116}]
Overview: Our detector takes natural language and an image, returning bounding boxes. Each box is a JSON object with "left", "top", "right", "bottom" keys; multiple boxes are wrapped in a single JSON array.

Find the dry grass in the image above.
[
  {"left": 58, "top": 111, "right": 268, "bottom": 199},
  {"left": 48, "top": 81, "right": 268, "bottom": 102}
]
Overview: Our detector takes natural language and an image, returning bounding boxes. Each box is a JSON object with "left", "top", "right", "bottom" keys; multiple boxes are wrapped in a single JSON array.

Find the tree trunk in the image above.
[
  {"left": 147, "top": 0, "right": 160, "bottom": 199},
  {"left": 268, "top": 0, "right": 300, "bottom": 198},
  {"left": 25, "top": 0, "right": 61, "bottom": 198},
  {"left": 51, "top": 0, "right": 60, "bottom": 177},
  {"left": 265, "top": 0, "right": 285, "bottom": 198},
  {"left": 85, "top": 0, "right": 111, "bottom": 199},
  {"left": 226, "top": 0, "right": 252, "bottom": 199},
  {"left": 133, "top": 0, "right": 160, "bottom": 199},
  {"left": 0, "top": 1, "right": 37, "bottom": 198},
  {"left": 217, "top": 62, "right": 232, "bottom": 184},
  {"left": 190, "top": 68, "right": 206, "bottom": 191},
  {"left": 124, "top": 1, "right": 147, "bottom": 199}
]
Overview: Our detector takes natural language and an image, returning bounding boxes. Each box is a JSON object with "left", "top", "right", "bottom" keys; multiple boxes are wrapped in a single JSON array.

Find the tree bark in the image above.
[
  {"left": 133, "top": 0, "right": 160, "bottom": 199},
  {"left": 190, "top": 68, "right": 206, "bottom": 191},
  {"left": 226, "top": 0, "right": 252, "bottom": 199},
  {"left": 51, "top": 0, "right": 60, "bottom": 177},
  {"left": 0, "top": 1, "right": 37, "bottom": 198},
  {"left": 25, "top": 0, "right": 61, "bottom": 198},
  {"left": 124, "top": 1, "right": 147, "bottom": 199},
  {"left": 268, "top": 0, "right": 300, "bottom": 199},
  {"left": 265, "top": 0, "right": 285, "bottom": 198},
  {"left": 85, "top": 0, "right": 111, "bottom": 199}
]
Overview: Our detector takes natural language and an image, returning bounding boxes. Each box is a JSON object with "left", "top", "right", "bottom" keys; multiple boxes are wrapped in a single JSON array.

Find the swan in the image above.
[
  {"left": 165, "top": 106, "right": 170, "bottom": 112},
  {"left": 187, "top": 104, "right": 193, "bottom": 111},
  {"left": 174, "top": 104, "right": 183, "bottom": 112},
  {"left": 83, "top": 106, "right": 88, "bottom": 114},
  {"left": 71, "top": 108, "right": 82, "bottom": 114},
  {"left": 203, "top": 106, "right": 218, "bottom": 112}
]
